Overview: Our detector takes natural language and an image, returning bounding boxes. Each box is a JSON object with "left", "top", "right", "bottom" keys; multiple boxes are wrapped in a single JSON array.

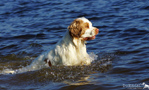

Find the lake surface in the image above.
[{"left": 0, "top": 0, "right": 149, "bottom": 90}]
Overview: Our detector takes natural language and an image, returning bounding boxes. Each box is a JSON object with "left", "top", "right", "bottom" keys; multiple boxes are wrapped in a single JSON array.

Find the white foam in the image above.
[
  {"left": 89, "top": 52, "right": 98, "bottom": 62},
  {"left": 1, "top": 60, "right": 49, "bottom": 75}
]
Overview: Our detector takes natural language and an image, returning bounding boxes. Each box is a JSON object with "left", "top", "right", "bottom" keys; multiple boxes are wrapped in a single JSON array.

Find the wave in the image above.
[{"left": 1, "top": 52, "right": 103, "bottom": 75}]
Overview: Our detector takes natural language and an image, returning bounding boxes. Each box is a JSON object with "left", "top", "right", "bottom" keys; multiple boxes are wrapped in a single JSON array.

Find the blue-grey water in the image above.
[{"left": 0, "top": 0, "right": 149, "bottom": 90}]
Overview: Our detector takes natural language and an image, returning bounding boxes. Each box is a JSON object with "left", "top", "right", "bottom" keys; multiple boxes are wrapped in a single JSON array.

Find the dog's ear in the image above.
[
  {"left": 68, "top": 19, "right": 83, "bottom": 38},
  {"left": 68, "top": 19, "right": 86, "bottom": 47}
]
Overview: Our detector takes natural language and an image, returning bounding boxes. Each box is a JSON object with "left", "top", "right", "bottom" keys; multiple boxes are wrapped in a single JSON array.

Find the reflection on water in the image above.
[{"left": 0, "top": 52, "right": 113, "bottom": 86}]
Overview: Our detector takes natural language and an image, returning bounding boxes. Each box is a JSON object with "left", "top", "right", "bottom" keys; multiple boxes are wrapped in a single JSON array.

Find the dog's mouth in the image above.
[
  {"left": 83, "top": 35, "right": 96, "bottom": 41},
  {"left": 82, "top": 28, "right": 99, "bottom": 41}
]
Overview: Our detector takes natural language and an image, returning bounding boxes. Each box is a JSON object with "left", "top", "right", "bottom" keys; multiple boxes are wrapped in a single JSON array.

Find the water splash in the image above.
[
  {"left": 0, "top": 52, "right": 114, "bottom": 88},
  {"left": 89, "top": 52, "right": 98, "bottom": 62},
  {"left": 1, "top": 52, "right": 112, "bottom": 75}
]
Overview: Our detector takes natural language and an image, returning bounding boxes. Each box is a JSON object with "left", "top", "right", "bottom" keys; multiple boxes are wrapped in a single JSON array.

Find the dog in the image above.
[
  {"left": 2, "top": 17, "right": 99, "bottom": 74},
  {"left": 43, "top": 17, "right": 99, "bottom": 66}
]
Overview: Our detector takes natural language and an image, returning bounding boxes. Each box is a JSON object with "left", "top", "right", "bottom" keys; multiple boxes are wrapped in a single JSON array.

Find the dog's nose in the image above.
[
  {"left": 96, "top": 28, "right": 99, "bottom": 31},
  {"left": 95, "top": 28, "right": 99, "bottom": 34}
]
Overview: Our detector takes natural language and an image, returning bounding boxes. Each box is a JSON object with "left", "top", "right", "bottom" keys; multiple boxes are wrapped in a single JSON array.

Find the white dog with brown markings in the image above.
[
  {"left": 2, "top": 17, "right": 99, "bottom": 74},
  {"left": 43, "top": 17, "right": 99, "bottom": 66}
]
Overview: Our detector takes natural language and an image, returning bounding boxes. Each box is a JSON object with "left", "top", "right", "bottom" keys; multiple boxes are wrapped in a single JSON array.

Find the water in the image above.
[{"left": 0, "top": 0, "right": 149, "bottom": 90}]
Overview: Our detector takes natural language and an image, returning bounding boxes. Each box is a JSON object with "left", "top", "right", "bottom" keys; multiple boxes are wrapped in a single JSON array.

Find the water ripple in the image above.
[{"left": 0, "top": 0, "right": 149, "bottom": 89}]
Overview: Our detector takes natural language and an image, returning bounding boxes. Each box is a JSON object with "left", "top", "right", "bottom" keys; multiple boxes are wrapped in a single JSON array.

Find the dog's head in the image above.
[{"left": 68, "top": 17, "right": 99, "bottom": 46}]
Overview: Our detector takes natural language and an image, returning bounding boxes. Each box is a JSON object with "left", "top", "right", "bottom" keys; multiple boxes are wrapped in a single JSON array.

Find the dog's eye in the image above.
[{"left": 85, "top": 26, "right": 89, "bottom": 28}]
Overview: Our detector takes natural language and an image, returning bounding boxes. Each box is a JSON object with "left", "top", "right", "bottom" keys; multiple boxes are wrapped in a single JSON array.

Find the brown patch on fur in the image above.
[
  {"left": 44, "top": 58, "right": 52, "bottom": 67},
  {"left": 84, "top": 22, "right": 90, "bottom": 28},
  {"left": 68, "top": 19, "right": 89, "bottom": 38}
]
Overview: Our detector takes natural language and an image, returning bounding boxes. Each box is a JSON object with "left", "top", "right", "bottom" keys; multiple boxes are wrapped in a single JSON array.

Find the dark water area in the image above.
[{"left": 0, "top": 0, "right": 149, "bottom": 90}]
